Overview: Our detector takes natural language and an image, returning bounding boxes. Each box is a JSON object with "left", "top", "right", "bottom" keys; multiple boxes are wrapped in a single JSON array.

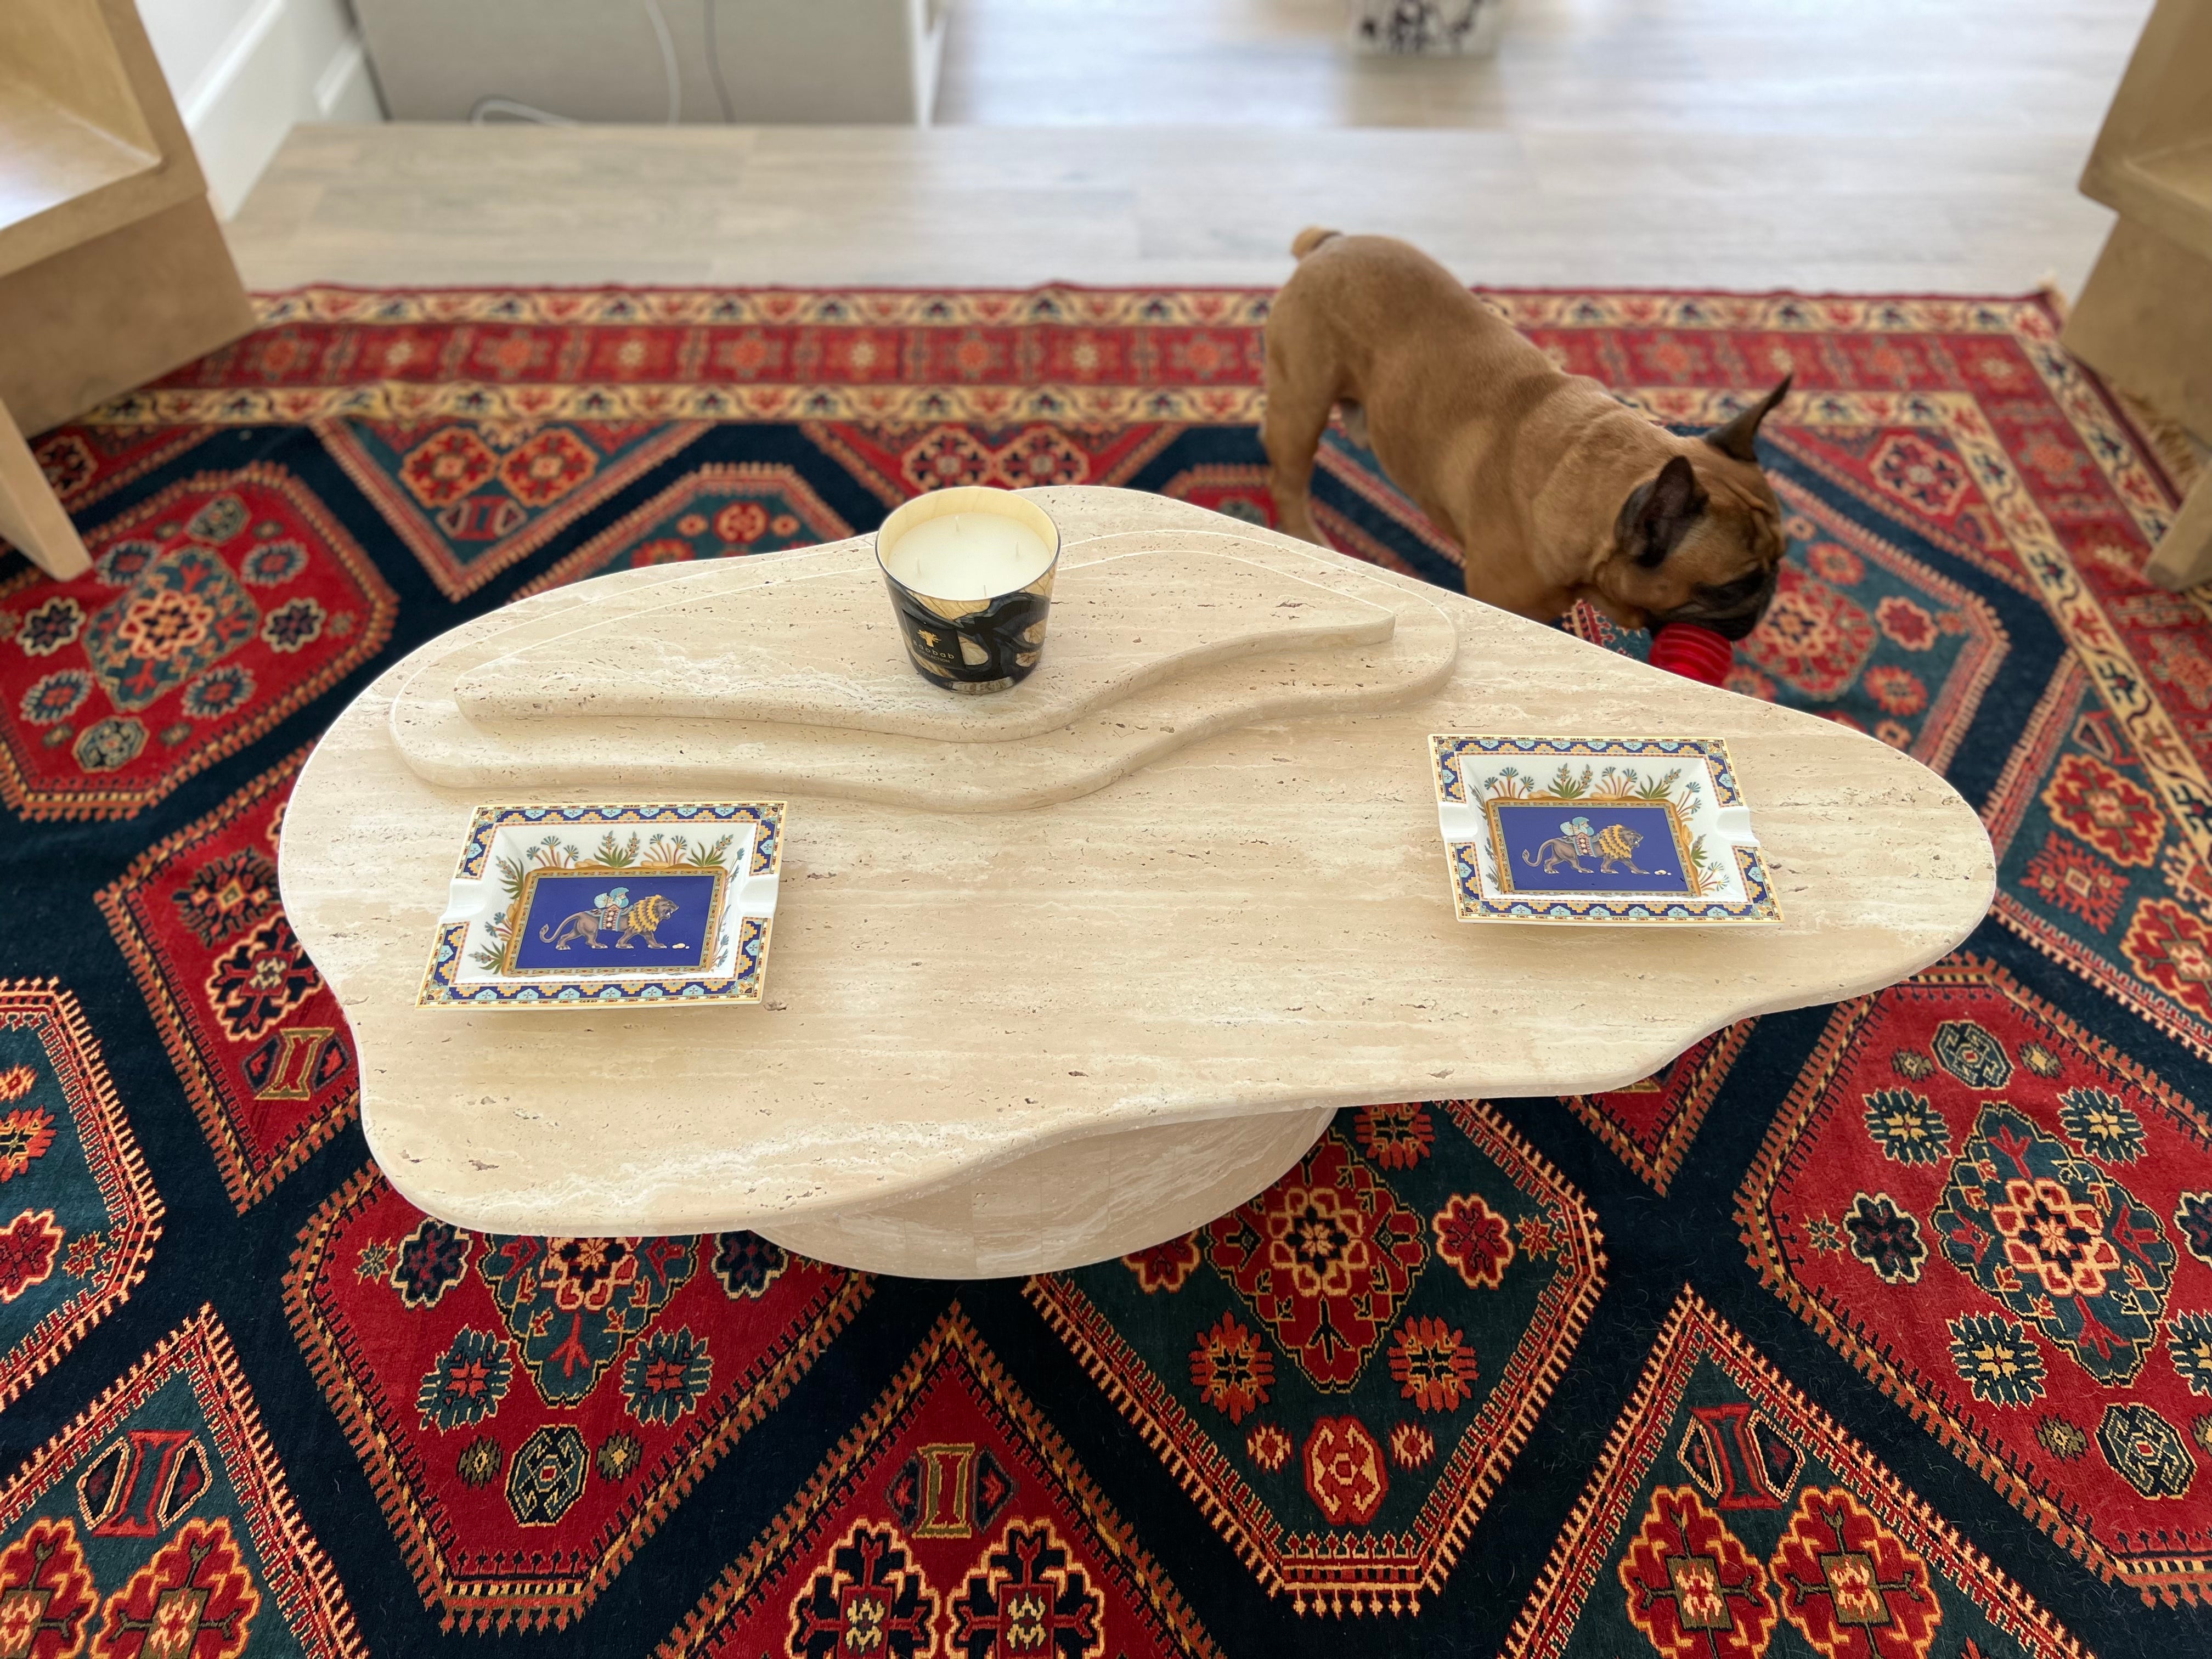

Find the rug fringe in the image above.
[{"left": 2117, "top": 388, "right": 2208, "bottom": 496}]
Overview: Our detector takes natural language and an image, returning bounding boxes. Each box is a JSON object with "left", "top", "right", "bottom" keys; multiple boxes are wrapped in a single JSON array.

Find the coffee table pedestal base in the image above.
[{"left": 757, "top": 1104, "right": 1338, "bottom": 1278}]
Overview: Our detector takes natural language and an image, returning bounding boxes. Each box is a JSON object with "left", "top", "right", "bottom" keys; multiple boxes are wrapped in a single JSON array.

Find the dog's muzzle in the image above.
[{"left": 1654, "top": 567, "right": 1778, "bottom": 643}]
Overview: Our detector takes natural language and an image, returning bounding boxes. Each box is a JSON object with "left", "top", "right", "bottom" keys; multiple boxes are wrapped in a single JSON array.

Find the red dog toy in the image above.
[{"left": 1649, "top": 622, "right": 1733, "bottom": 687}]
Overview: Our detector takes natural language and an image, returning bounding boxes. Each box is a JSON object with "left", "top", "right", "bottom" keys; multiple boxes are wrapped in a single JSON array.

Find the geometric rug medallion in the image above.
[
  {"left": 512, "top": 461, "right": 854, "bottom": 595},
  {"left": 320, "top": 419, "right": 710, "bottom": 599},
  {"left": 1739, "top": 955, "right": 2212, "bottom": 1605},
  {"left": 1028, "top": 1100, "right": 1604, "bottom": 1614},
  {"left": 0, "top": 980, "right": 162, "bottom": 1410},
  {"left": 284, "top": 1166, "right": 871, "bottom": 1630},
  {"left": 1504, "top": 1289, "right": 2091, "bottom": 1659},
  {"left": 98, "top": 749, "right": 354, "bottom": 1210},
  {"left": 1988, "top": 652, "right": 2212, "bottom": 1069},
  {"left": 0, "top": 1304, "right": 364, "bottom": 1657},
  {"left": 664, "top": 1307, "right": 1220, "bottom": 1657},
  {"left": 0, "top": 467, "right": 394, "bottom": 820}
]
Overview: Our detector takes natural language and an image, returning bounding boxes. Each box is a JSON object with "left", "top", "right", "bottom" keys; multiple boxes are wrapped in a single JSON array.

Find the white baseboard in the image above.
[
  {"left": 316, "top": 35, "right": 385, "bottom": 125},
  {"left": 182, "top": 0, "right": 386, "bottom": 219}
]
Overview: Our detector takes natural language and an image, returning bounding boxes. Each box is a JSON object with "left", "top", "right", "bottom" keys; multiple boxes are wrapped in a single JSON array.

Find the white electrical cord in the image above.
[
  {"left": 703, "top": 0, "right": 736, "bottom": 122},
  {"left": 642, "top": 0, "right": 682, "bottom": 125},
  {"left": 469, "top": 0, "right": 685, "bottom": 126},
  {"left": 470, "top": 97, "right": 579, "bottom": 125}
]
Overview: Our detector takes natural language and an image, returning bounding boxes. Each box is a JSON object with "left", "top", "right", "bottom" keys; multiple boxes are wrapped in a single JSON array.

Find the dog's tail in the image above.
[{"left": 1291, "top": 227, "right": 1342, "bottom": 260}]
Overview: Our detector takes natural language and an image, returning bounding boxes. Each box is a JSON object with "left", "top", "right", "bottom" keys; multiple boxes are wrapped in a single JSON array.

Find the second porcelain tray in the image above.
[{"left": 1430, "top": 735, "right": 1781, "bottom": 925}]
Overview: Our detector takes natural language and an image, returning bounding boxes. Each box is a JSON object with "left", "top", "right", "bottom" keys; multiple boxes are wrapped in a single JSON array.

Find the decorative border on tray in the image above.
[
  {"left": 1430, "top": 735, "right": 1743, "bottom": 806},
  {"left": 454, "top": 801, "right": 783, "bottom": 880},
  {"left": 1448, "top": 840, "right": 1781, "bottom": 923},
  {"left": 1432, "top": 736, "right": 1781, "bottom": 925},
  {"left": 419, "top": 915, "right": 771, "bottom": 1008}
]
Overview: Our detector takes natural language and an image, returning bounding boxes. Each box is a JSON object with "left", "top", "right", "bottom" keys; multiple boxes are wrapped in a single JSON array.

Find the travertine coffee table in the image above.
[{"left": 281, "top": 487, "right": 1994, "bottom": 1277}]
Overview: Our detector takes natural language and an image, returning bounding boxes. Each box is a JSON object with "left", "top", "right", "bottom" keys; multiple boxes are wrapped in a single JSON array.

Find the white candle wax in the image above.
[{"left": 882, "top": 512, "right": 1054, "bottom": 601}]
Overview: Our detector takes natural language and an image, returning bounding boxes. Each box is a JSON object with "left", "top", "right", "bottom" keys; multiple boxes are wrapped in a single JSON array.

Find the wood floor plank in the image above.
[{"left": 225, "top": 0, "right": 2149, "bottom": 295}]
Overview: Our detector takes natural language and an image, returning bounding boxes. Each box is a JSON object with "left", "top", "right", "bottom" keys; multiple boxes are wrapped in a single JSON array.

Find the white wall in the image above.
[{"left": 136, "top": 0, "right": 383, "bottom": 217}]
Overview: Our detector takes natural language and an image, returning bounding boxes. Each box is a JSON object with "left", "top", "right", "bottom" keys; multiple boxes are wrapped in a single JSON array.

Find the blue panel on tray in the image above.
[
  {"left": 509, "top": 871, "right": 722, "bottom": 973},
  {"left": 1493, "top": 802, "right": 1689, "bottom": 895}
]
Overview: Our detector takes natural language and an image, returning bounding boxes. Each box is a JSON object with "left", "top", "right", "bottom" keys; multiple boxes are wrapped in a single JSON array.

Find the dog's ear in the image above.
[
  {"left": 1619, "top": 454, "right": 1709, "bottom": 568},
  {"left": 1704, "top": 375, "right": 1792, "bottom": 463}
]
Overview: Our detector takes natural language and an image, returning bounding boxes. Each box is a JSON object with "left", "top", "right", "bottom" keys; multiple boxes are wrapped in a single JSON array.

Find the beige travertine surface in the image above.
[
  {"left": 451, "top": 538, "right": 1398, "bottom": 740},
  {"left": 281, "top": 488, "right": 1995, "bottom": 1276},
  {"left": 390, "top": 527, "right": 1459, "bottom": 812}
]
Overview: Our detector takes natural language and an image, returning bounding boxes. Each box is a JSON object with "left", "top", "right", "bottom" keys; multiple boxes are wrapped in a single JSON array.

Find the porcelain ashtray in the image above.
[
  {"left": 418, "top": 801, "right": 785, "bottom": 1007},
  {"left": 1429, "top": 735, "right": 1781, "bottom": 925}
]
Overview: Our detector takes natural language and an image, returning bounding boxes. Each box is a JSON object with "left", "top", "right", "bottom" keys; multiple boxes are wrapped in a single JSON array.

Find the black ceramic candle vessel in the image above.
[{"left": 875, "top": 487, "right": 1061, "bottom": 695}]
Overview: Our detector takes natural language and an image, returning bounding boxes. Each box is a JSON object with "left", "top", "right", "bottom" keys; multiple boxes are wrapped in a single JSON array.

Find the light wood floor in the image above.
[{"left": 228, "top": 0, "right": 2151, "bottom": 295}]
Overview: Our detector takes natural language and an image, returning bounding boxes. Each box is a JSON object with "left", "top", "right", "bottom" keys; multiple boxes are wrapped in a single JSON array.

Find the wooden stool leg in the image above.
[
  {"left": 2061, "top": 221, "right": 2212, "bottom": 591},
  {"left": 2148, "top": 469, "right": 2212, "bottom": 591},
  {"left": 0, "top": 398, "right": 89, "bottom": 581},
  {"left": 2062, "top": 221, "right": 2212, "bottom": 443}
]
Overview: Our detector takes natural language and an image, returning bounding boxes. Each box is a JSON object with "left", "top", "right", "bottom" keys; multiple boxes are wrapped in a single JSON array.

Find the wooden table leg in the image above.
[
  {"left": 0, "top": 398, "right": 89, "bottom": 580},
  {"left": 2061, "top": 219, "right": 2212, "bottom": 591},
  {"left": 2148, "top": 468, "right": 2212, "bottom": 591}
]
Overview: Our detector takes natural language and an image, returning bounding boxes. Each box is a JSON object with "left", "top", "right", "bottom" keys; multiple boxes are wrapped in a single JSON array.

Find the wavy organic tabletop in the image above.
[{"left": 281, "top": 487, "right": 1995, "bottom": 1240}]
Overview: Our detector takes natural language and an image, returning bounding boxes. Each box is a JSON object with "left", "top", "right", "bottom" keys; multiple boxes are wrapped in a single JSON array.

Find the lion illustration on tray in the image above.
[
  {"left": 538, "top": 885, "right": 685, "bottom": 951},
  {"left": 1521, "top": 816, "right": 1651, "bottom": 877}
]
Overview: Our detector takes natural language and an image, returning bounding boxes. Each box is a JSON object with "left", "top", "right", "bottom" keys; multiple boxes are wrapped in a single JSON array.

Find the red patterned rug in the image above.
[{"left": 1, "top": 283, "right": 2206, "bottom": 1658}]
